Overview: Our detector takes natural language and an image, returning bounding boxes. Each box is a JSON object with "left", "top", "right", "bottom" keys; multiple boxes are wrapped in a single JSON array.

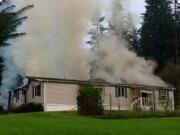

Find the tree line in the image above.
[
  {"left": 123, "top": 0, "right": 180, "bottom": 108},
  {"left": 87, "top": 0, "right": 180, "bottom": 108},
  {"left": 127, "top": 0, "right": 180, "bottom": 108}
]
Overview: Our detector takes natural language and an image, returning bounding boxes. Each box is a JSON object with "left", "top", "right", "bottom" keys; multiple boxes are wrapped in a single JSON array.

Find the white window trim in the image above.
[
  {"left": 32, "top": 85, "right": 41, "bottom": 98},
  {"left": 116, "top": 86, "right": 127, "bottom": 98},
  {"left": 159, "top": 90, "right": 168, "bottom": 101}
]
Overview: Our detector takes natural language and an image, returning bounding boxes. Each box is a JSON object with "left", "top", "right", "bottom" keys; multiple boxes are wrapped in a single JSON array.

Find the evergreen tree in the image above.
[
  {"left": 86, "top": 16, "right": 107, "bottom": 49},
  {"left": 123, "top": 27, "right": 140, "bottom": 52},
  {"left": 139, "top": 0, "right": 175, "bottom": 71},
  {"left": 175, "top": 0, "right": 180, "bottom": 64},
  {"left": 0, "top": 1, "right": 33, "bottom": 83},
  {"left": 86, "top": 16, "right": 109, "bottom": 79}
]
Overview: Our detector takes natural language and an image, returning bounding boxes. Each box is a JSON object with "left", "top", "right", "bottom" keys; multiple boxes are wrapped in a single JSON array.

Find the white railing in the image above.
[
  {"left": 142, "top": 97, "right": 153, "bottom": 106},
  {"left": 131, "top": 97, "right": 154, "bottom": 111},
  {"left": 131, "top": 97, "right": 142, "bottom": 110}
]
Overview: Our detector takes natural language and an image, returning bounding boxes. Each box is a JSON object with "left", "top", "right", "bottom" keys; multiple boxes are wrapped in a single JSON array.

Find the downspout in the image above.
[
  {"left": 43, "top": 82, "right": 47, "bottom": 112},
  {"left": 153, "top": 90, "right": 156, "bottom": 111},
  {"left": 8, "top": 91, "right": 12, "bottom": 111},
  {"left": 24, "top": 89, "right": 27, "bottom": 104},
  {"left": 172, "top": 88, "right": 175, "bottom": 111}
]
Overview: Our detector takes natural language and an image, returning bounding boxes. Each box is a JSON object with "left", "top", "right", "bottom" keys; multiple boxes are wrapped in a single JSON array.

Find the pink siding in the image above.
[
  {"left": 22, "top": 80, "right": 174, "bottom": 112},
  {"left": 104, "top": 86, "right": 134, "bottom": 110},
  {"left": 13, "top": 91, "right": 25, "bottom": 107},
  {"left": 44, "top": 83, "right": 134, "bottom": 111},
  {"left": 46, "top": 82, "right": 79, "bottom": 105},
  {"left": 26, "top": 81, "right": 44, "bottom": 105}
]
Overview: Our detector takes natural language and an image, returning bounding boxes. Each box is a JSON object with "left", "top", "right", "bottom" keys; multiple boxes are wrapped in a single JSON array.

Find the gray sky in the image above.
[
  {"left": 102, "top": 0, "right": 146, "bottom": 26},
  {"left": 125, "top": 0, "right": 146, "bottom": 22},
  {"left": 1, "top": 0, "right": 148, "bottom": 26}
]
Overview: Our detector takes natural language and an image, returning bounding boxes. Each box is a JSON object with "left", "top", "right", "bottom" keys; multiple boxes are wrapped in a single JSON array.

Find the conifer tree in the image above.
[
  {"left": 139, "top": 0, "right": 175, "bottom": 71},
  {"left": 0, "top": 1, "right": 33, "bottom": 83}
]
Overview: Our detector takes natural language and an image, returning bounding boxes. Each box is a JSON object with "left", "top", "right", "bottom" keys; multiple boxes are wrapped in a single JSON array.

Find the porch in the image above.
[{"left": 131, "top": 90, "right": 155, "bottom": 111}]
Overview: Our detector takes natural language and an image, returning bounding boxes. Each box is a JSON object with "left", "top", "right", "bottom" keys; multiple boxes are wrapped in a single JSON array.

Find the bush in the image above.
[
  {"left": 11, "top": 103, "right": 44, "bottom": 113},
  {"left": 77, "top": 83, "right": 104, "bottom": 116},
  {"left": 0, "top": 105, "right": 4, "bottom": 114},
  {"left": 98, "top": 110, "right": 180, "bottom": 119}
]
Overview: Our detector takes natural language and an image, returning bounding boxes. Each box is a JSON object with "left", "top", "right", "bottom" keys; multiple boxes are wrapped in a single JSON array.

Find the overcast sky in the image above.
[
  {"left": 102, "top": 0, "right": 146, "bottom": 26},
  {"left": 1, "top": 0, "right": 146, "bottom": 25}
]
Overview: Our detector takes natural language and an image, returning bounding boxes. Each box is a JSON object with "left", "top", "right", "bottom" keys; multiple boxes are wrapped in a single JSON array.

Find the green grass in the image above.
[{"left": 0, "top": 112, "right": 180, "bottom": 135}]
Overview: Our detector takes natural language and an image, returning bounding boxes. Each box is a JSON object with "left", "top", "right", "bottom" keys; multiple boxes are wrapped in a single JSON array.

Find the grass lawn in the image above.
[{"left": 0, "top": 112, "right": 180, "bottom": 135}]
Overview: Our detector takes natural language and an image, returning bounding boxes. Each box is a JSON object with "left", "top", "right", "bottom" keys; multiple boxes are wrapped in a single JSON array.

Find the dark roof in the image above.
[
  {"left": 26, "top": 76, "right": 175, "bottom": 90},
  {"left": 14, "top": 85, "right": 28, "bottom": 91}
]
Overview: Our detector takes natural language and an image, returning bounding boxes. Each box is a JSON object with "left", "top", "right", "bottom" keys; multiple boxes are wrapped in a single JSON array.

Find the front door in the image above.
[
  {"left": 141, "top": 90, "right": 152, "bottom": 98},
  {"left": 141, "top": 92, "right": 152, "bottom": 98}
]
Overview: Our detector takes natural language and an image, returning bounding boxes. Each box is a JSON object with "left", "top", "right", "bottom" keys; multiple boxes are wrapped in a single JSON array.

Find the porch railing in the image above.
[{"left": 131, "top": 97, "right": 154, "bottom": 111}]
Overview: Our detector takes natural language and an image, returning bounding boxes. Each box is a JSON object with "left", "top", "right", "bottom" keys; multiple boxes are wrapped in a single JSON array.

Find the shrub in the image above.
[
  {"left": 77, "top": 83, "right": 104, "bottom": 116},
  {"left": 0, "top": 105, "right": 4, "bottom": 114},
  {"left": 98, "top": 110, "right": 180, "bottom": 119},
  {"left": 11, "top": 103, "right": 44, "bottom": 113}
]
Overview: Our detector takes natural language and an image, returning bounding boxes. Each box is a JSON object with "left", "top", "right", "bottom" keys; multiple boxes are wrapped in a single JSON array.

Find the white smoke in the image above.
[
  {"left": 90, "top": 0, "right": 166, "bottom": 86},
  {"left": 0, "top": 0, "right": 166, "bottom": 105},
  {"left": 10, "top": 0, "right": 100, "bottom": 79},
  {"left": 0, "top": 0, "right": 100, "bottom": 104},
  {"left": 91, "top": 35, "right": 166, "bottom": 86}
]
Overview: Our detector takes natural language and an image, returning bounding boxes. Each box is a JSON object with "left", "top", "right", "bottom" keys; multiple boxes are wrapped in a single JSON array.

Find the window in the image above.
[
  {"left": 115, "top": 86, "right": 127, "bottom": 98},
  {"left": 95, "top": 87, "right": 105, "bottom": 104},
  {"left": 15, "top": 91, "right": 20, "bottom": 102},
  {"left": 95, "top": 87, "right": 103, "bottom": 92},
  {"left": 22, "top": 90, "right": 26, "bottom": 95},
  {"left": 159, "top": 90, "right": 168, "bottom": 101},
  {"left": 17, "top": 91, "right": 19, "bottom": 101},
  {"left": 32, "top": 85, "right": 41, "bottom": 98}
]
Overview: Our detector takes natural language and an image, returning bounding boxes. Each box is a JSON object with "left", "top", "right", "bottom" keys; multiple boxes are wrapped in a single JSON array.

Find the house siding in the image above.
[
  {"left": 104, "top": 86, "right": 134, "bottom": 110},
  {"left": 152, "top": 89, "right": 174, "bottom": 111},
  {"left": 44, "top": 83, "right": 135, "bottom": 111},
  {"left": 45, "top": 82, "right": 79, "bottom": 111},
  {"left": 13, "top": 91, "right": 25, "bottom": 107},
  {"left": 11, "top": 78, "right": 175, "bottom": 112},
  {"left": 26, "top": 81, "right": 44, "bottom": 105}
]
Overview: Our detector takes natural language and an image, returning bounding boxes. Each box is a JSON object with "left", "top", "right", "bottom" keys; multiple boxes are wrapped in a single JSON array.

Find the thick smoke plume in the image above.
[
  {"left": 0, "top": 0, "right": 99, "bottom": 104},
  {"left": 90, "top": 0, "right": 166, "bottom": 86},
  {"left": 10, "top": 0, "right": 99, "bottom": 79},
  {"left": 0, "top": 0, "right": 166, "bottom": 105}
]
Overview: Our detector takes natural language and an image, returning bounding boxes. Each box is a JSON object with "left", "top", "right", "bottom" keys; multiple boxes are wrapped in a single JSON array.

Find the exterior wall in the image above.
[
  {"left": 26, "top": 81, "right": 44, "bottom": 105},
  {"left": 154, "top": 90, "right": 175, "bottom": 111},
  {"left": 154, "top": 90, "right": 160, "bottom": 110},
  {"left": 169, "top": 91, "right": 175, "bottom": 110},
  {"left": 13, "top": 79, "right": 175, "bottom": 112},
  {"left": 44, "top": 84, "right": 134, "bottom": 111},
  {"left": 13, "top": 91, "right": 25, "bottom": 107},
  {"left": 44, "top": 82, "right": 80, "bottom": 111},
  {"left": 103, "top": 86, "right": 134, "bottom": 110}
]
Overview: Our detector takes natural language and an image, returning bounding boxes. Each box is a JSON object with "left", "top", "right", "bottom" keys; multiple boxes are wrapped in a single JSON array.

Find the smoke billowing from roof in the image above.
[
  {"left": 10, "top": 0, "right": 99, "bottom": 79},
  {"left": 0, "top": 0, "right": 166, "bottom": 105},
  {"left": 0, "top": 0, "right": 99, "bottom": 104},
  {"left": 90, "top": 0, "right": 166, "bottom": 86}
]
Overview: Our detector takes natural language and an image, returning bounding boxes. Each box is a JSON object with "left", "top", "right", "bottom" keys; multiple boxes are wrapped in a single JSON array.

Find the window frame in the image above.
[
  {"left": 116, "top": 86, "right": 127, "bottom": 98},
  {"left": 32, "top": 84, "right": 41, "bottom": 98},
  {"left": 159, "top": 90, "right": 168, "bottom": 101},
  {"left": 15, "top": 91, "right": 20, "bottom": 102}
]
